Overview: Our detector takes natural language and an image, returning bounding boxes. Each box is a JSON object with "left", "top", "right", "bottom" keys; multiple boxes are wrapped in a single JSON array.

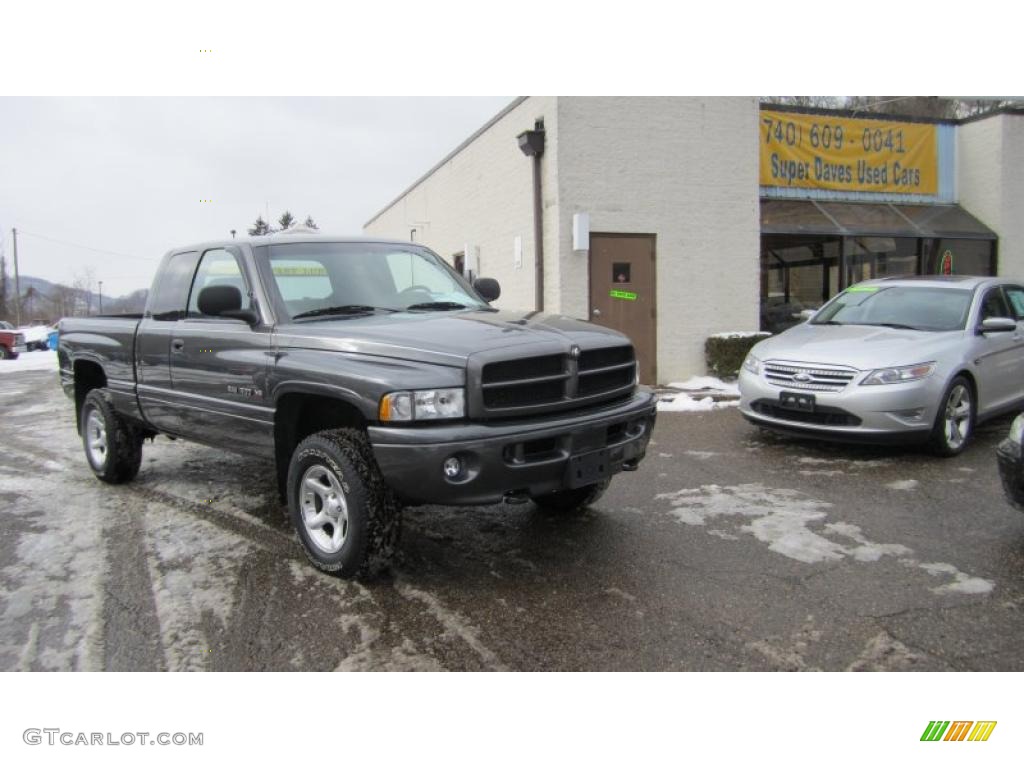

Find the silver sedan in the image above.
[{"left": 739, "top": 276, "right": 1024, "bottom": 455}]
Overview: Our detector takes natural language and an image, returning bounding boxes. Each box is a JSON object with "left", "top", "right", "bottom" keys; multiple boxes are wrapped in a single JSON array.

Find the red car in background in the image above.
[{"left": 0, "top": 322, "right": 27, "bottom": 359}]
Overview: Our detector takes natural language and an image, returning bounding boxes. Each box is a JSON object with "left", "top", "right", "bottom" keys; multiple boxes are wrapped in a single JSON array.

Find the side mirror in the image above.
[
  {"left": 979, "top": 317, "right": 1017, "bottom": 335},
  {"left": 197, "top": 285, "right": 258, "bottom": 324},
  {"left": 473, "top": 277, "right": 501, "bottom": 303}
]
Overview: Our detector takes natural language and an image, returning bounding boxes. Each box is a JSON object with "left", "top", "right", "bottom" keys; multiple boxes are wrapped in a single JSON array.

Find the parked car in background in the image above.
[
  {"left": 0, "top": 327, "right": 27, "bottom": 359},
  {"left": 997, "top": 413, "right": 1024, "bottom": 510},
  {"left": 739, "top": 276, "right": 1024, "bottom": 456}
]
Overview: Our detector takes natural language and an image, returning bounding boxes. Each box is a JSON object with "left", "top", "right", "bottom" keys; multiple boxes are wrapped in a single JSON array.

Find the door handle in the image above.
[
  {"left": 171, "top": 338, "right": 185, "bottom": 354},
  {"left": 592, "top": 309, "right": 601, "bottom": 317}
]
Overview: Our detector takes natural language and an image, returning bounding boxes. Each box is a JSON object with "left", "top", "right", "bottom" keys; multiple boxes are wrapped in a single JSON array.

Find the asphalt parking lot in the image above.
[{"left": 2, "top": 366, "right": 1023, "bottom": 671}]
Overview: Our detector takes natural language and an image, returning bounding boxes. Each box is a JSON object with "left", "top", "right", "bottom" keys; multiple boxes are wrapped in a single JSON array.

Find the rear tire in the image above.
[
  {"left": 286, "top": 428, "right": 402, "bottom": 578},
  {"left": 532, "top": 479, "right": 610, "bottom": 514},
  {"left": 81, "top": 389, "right": 144, "bottom": 483},
  {"left": 928, "top": 375, "right": 975, "bottom": 457}
]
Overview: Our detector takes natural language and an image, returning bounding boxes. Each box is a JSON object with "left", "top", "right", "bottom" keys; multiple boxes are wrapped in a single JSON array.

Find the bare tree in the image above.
[{"left": 71, "top": 267, "right": 97, "bottom": 315}]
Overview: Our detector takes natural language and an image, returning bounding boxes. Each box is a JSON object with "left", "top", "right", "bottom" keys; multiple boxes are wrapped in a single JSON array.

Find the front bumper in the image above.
[
  {"left": 368, "top": 390, "right": 657, "bottom": 505},
  {"left": 737, "top": 366, "right": 941, "bottom": 444},
  {"left": 997, "top": 439, "right": 1024, "bottom": 511}
]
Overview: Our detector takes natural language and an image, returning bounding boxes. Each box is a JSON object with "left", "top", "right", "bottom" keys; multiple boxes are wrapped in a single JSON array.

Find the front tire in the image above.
[
  {"left": 929, "top": 376, "right": 975, "bottom": 457},
  {"left": 286, "top": 428, "right": 401, "bottom": 578},
  {"left": 81, "top": 389, "right": 144, "bottom": 483},
  {"left": 532, "top": 479, "right": 610, "bottom": 514},
  {"left": 0, "top": 346, "right": 14, "bottom": 360}
]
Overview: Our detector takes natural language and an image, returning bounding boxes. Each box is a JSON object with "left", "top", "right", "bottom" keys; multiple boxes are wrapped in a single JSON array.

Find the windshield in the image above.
[
  {"left": 811, "top": 285, "right": 973, "bottom": 332},
  {"left": 262, "top": 242, "right": 490, "bottom": 320}
]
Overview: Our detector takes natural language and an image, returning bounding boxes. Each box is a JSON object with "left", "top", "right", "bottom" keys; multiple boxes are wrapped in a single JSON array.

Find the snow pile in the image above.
[
  {"left": 657, "top": 394, "right": 739, "bottom": 413},
  {"left": 0, "top": 350, "right": 59, "bottom": 374},
  {"left": 708, "top": 331, "right": 771, "bottom": 340},
  {"left": 666, "top": 375, "right": 740, "bottom": 396},
  {"left": 19, "top": 325, "right": 50, "bottom": 344}
]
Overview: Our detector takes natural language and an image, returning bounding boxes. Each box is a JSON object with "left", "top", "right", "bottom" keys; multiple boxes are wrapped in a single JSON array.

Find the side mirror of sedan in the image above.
[{"left": 979, "top": 317, "right": 1017, "bottom": 335}]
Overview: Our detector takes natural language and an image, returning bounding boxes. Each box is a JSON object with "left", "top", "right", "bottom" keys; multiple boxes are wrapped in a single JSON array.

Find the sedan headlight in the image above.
[
  {"left": 1009, "top": 413, "right": 1024, "bottom": 446},
  {"left": 379, "top": 388, "right": 465, "bottom": 422},
  {"left": 860, "top": 362, "right": 935, "bottom": 386},
  {"left": 742, "top": 353, "right": 761, "bottom": 375}
]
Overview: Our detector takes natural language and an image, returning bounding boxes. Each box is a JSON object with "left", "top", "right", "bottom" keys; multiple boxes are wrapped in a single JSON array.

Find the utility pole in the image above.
[
  {"left": 12, "top": 228, "right": 21, "bottom": 327},
  {"left": 98, "top": 280, "right": 103, "bottom": 314}
]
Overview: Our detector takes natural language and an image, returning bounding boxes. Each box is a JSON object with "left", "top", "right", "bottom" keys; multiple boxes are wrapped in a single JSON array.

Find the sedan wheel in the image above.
[{"left": 929, "top": 376, "right": 974, "bottom": 457}]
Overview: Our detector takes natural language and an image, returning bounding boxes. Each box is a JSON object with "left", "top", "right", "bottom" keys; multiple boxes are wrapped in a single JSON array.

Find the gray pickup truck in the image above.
[{"left": 58, "top": 235, "right": 657, "bottom": 576}]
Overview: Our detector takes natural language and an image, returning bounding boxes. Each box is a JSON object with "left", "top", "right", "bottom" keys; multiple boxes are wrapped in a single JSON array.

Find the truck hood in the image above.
[
  {"left": 274, "top": 309, "right": 629, "bottom": 366},
  {"left": 752, "top": 323, "right": 965, "bottom": 371}
]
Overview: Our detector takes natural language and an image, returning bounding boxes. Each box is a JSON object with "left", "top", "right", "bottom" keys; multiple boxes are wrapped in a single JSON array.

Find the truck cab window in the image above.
[
  {"left": 148, "top": 251, "right": 200, "bottom": 320},
  {"left": 188, "top": 250, "right": 252, "bottom": 318}
]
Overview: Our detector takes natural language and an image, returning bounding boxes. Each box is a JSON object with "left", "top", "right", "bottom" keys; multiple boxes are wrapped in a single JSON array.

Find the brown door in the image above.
[{"left": 589, "top": 233, "right": 657, "bottom": 384}]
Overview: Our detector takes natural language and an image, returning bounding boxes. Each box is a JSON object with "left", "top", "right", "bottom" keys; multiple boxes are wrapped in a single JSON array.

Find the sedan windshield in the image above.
[
  {"left": 811, "top": 286, "right": 973, "bottom": 332},
  {"left": 262, "top": 242, "right": 490, "bottom": 320}
]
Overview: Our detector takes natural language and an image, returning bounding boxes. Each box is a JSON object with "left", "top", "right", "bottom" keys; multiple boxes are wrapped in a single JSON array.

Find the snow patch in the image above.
[
  {"left": 0, "top": 350, "right": 59, "bottom": 374},
  {"left": 685, "top": 450, "right": 719, "bottom": 460},
  {"left": 885, "top": 479, "right": 918, "bottom": 491},
  {"left": 666, "top": 376, "right": 740, "bottom": 396},
  {"left": 919, "top": 562, "right": 995, "bottom": 595},
  {"left": 708, "top": 331, "right": 771, "bottom": 340},
  {"left": 655, "top": 483, "right": 991, "bottom": 593},
  {"left": 657, "top": 394, "right": 739, "bottom": 413}
]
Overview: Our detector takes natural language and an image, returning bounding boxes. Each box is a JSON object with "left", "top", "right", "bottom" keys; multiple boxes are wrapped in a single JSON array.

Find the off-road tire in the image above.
[
  {"left": 532, "top": 479, "right": 610, "bottom": 514},
  {"left": 81, "top": 388, "right": 144, "bottom": 483},
  {"left": 928, "top": 375, "right": 975, "bottom": 457},
  {"left": 286, "top": 428, "right": 402, "bottom": 578}
]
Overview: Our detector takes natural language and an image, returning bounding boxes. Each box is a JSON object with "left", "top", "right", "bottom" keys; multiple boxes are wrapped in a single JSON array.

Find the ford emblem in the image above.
[{"left": 793, "top": 372, "right": 813, "bottom": 382}]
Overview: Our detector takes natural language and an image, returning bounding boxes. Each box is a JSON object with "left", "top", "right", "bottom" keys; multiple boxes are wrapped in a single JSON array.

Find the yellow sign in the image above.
[{"left": 759, "top": 109, "right": 938, "bottom": 195}]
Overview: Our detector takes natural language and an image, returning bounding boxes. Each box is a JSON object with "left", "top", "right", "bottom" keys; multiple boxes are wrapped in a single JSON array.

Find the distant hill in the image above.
[{"left": 5, "top": 275, "right": 148, "bottom": 323}]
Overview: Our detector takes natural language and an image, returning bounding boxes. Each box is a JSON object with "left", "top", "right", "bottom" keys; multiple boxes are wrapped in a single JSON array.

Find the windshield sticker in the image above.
[
  {"left": 609, "top": 289, "right": 637, "bottom": 301},
  {"left": 846, "top": 285, "right": 879, "bottom": 293},
  {"left": 272, "top": 265, "right": 328, "bottom": 276}
]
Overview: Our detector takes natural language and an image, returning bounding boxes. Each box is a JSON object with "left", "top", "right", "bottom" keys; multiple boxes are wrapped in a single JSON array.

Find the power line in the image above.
[{"left": 16, "top": 230, "right": 160, "bottom": 260}]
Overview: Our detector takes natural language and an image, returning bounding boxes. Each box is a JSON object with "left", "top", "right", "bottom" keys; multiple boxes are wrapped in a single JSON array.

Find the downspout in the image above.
[{"left": 517, "top": 121, "right": 546, "bottom": 312}]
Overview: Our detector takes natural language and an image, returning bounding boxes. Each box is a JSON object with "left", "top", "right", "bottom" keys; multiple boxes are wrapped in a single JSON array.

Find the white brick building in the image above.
[{"left": 365, "top": 98, "right": 1024, "bottom": 384}]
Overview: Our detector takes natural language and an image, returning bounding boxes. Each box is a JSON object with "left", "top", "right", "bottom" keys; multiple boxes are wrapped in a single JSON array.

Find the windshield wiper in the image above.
[
  {"left": 861, "top": 322, "right": 924, "bottom": 331},
  {"left": 292, "top": 305, "right": 397, "bottom": 320},
  {"left": 404, "top": 302, "right": 471, "bottom": 311}
]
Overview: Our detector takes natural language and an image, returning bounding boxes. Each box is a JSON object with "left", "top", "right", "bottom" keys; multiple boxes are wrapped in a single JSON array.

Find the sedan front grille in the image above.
[{"left": 762, "top": 362, "right": 857, "bottom": 392}]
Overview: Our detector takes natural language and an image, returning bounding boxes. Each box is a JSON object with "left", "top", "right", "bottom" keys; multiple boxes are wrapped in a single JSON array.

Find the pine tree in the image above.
[
  {"left": 278, "top": 211, "right": 296, "bottom": 231},
  {"left": 304, "top": 215, "right": 319, "bottom": 230},
  {"left": 248, "top": 215, "right": 271, "bottom": 236}
]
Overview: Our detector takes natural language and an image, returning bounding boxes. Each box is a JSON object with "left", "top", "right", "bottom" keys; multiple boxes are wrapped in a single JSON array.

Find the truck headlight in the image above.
[
  {"left": 860, "top": 362, "right": 935, "bottom": 386},
  {"left": 1009, "top": 413, "right": 1024, "bottom": 446},
  {"left": 742, "top": 353, "right": 761, "bottom": 375},
  {"left": 379, "top": 388, "right": 465, "bottom": 422}
]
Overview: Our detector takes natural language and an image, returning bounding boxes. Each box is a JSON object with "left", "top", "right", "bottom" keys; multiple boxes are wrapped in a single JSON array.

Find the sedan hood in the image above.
[
  {"left": 752, "top": 323, "right": 965, "bottom": 371},
  {"left": 275, "top": 308, "right": 629, "bottom": 366}
]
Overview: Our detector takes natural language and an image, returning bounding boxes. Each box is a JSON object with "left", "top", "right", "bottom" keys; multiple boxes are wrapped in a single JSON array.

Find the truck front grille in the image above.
[
  {"left": 762, "top": 362, "right": 857, "bottom": 392},
  {"left": 477, "top": 344, "right": 636, "bottom": 418}
]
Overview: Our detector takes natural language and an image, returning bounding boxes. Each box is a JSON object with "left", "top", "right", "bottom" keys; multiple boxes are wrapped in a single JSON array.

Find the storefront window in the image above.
[
  {"left": 760, "top": 234, "right": 996, "bottom": 334},
  {"left": 921, "top": 238, "right": 995, "bottom": 277}
]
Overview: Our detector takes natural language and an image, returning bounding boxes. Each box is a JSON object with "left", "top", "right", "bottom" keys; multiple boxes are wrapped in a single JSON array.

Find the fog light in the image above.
[{"left": 443, "top": 456, "right": 462, "bottom": 479}]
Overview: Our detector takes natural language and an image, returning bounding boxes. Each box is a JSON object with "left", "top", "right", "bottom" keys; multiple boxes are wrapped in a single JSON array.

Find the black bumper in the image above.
[
  {"left": 368, "top": 390, "right": 658, "bottom": 505},
  {"left": 997, "top": 439, "right": 1024, "bottom": 511}
]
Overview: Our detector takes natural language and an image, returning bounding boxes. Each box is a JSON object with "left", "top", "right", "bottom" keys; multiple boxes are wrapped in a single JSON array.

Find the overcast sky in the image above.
[{"left": 0, "top": 97, "right": 511, "bottom": 297}]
